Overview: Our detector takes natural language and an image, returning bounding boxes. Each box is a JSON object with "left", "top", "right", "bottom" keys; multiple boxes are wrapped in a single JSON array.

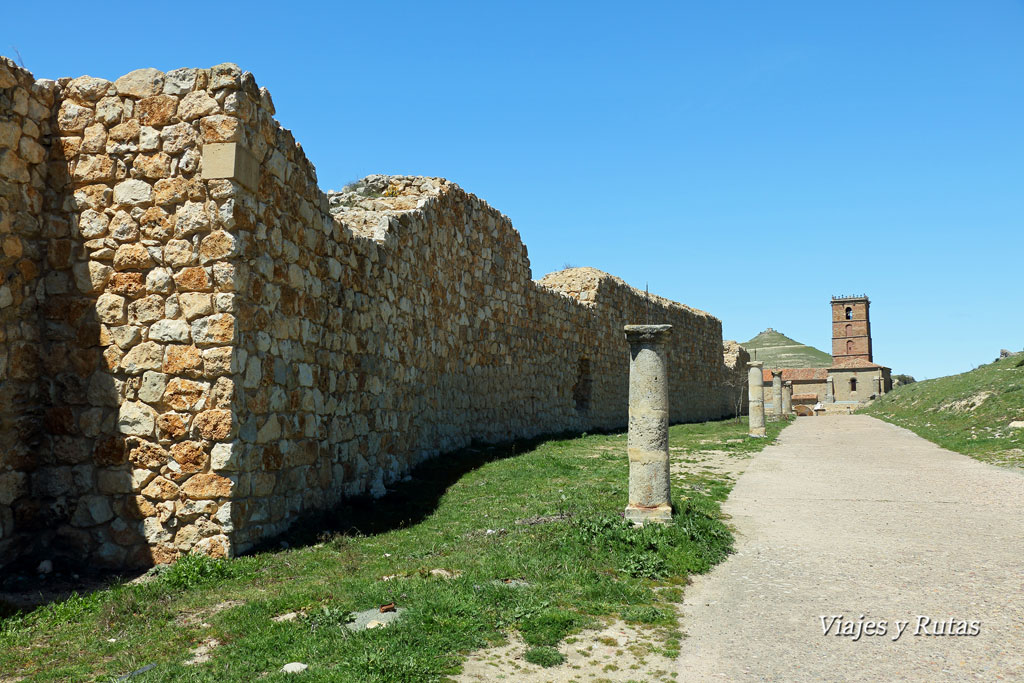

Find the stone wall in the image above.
[
  {"left": 1, "top": 60, "right": 250, "bottom": 568},
  {"left": 1, "top": 59, "right": 742, "bottom": 569},
  {"left": 0, "top": 58, "right": 57, "bottom": 565},
  {"left": 721, "top": 340, "right": 749, "bottom": 416}
]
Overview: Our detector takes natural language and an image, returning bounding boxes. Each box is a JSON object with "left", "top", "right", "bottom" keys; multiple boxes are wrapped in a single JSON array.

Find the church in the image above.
[{"left": 752, "top": 296, "right": 893, "bottom": 415}]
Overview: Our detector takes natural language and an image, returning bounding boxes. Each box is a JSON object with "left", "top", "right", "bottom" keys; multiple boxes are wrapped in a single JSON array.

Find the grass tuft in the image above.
[
  {"left": 524, "top": 645, "right": 565, "bottom": 667},
  {"left": 160, "top": 553, "right": 245, "bottom": 590}
]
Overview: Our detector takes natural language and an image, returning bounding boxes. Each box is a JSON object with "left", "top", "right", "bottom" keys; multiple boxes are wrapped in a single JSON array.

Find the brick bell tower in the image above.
[{"left": 831, "top": 295, "right": 872, "bottom": 362}]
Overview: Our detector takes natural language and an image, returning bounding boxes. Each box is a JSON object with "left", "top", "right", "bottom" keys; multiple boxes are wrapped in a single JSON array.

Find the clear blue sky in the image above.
[{"left": 6, "top": 1, "right": 1023, "bottom": 380}]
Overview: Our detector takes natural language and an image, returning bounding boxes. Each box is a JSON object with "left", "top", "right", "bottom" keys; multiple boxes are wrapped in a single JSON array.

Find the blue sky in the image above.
[{"left": 5, "top": 1, "right": 1022, "bottom": 379}]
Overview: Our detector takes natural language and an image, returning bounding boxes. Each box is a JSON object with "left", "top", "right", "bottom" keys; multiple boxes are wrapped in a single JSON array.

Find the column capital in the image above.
[{"left": 624, "top": 324, "right": 672, "bottom": 345}]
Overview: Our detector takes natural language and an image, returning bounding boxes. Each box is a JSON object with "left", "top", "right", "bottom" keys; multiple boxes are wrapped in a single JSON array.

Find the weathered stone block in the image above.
[
  {"left": 138, "top": 370, "right": 169, "bottom": 403},
  {"left": 141, "top": 476, "right": 179, "bottom": 501},
  {"left": 57, "top": 100, "right": 94, "bottom": 133},
  {"left": 114, "top": 68, "right": 165, "bottom": 98},
  {"left": 170, "top": 441, "right": 207, "bottom": 473},
  {"left": 133, "top": 152, "right": 172, "bottom": 179},
  {"left": 95, "top": 292, "right": 127, "bottom": 324},
  {"left": 194, "top": 409, "right": 232, "bottom": 441},
  {"left": 154, "top": 177, "right": 188, "bottom": 205},
  {"left": 129, "top": 440, "right": 170, "bottom": 468},
  {"left": 199, "top": 230, "right": 236, "bottom": 262},
  {"left": 137, "top": 95, "right": 178, "bottom": 127},
  {"left": 149, "top": 319, "right": 191, "bottom": 343},
  {"left": 191, "top": 313, "right": 234, "bottom": 345},
  {"left": 119, "top": 401, "right": 158, "bottom": 436},
  {"left": 156, "top": 412, "right": 190, "bottom": 441},
  {"left": 121, "top": 341, "right": 164, "bottom": 374},
  {"left": 108, "top": 272, "right": 146, "bottom": 297},
  {"left": 202, "top": 346, "right": 233, "bottom": 376},
  {"left": 163, "top": 377, "right": 208, "bottom": 412},
  {"left": 181, "top": 473, "right": 233, "bottom": 500},
  {"left": 113, "top": 180, "right": 153, "bottom": 208},
  {"left": 66, "top": 76, "right": 113, "bottom": 102},
  {"left": 128, "top": 295, "right": 165, "bottom": 324},
  {"left": 163, "top": 344, "right": 203, "bottom": 376},
  {"left": 178, "top": 91, "right": 219, "bottom": 121}
]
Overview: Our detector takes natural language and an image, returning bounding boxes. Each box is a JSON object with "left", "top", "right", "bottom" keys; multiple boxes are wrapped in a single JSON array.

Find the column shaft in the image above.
[
  {"left": 771, "top": 370, "right": 783, "bottom": 421},
  {"left": 624, "top": 324, "right": 673, "bottom": 524},
  {"left": 748, "top": 361, "right": 765, "bottom": 437}
]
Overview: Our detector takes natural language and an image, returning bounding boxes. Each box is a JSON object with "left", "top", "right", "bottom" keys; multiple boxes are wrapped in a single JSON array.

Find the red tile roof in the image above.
[
  {"left": 829, "top": 357, "right": 885, "bottom": 370},
  {"left": 762, "top": 368, "right": 829, "bottom": 383}
]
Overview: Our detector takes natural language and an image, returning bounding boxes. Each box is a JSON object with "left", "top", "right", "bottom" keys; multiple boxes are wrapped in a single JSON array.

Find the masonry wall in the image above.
[
  {"left": 0, "top": 59, "right": 57, "bottom": 565},
  {"left": 831, "top": 368, "right": 890, "bottom": 402},
  {"left": 832, "top": 335, "right": 871, "bottom": 359},
  {"left": 227, "top": 155, "right": 739, "bottom": 552},
  {"left": 1, "top": 60, "right": 247, "bottom": 569},
  {"left": 1, "top": 59, "right": 741, "bottom": 569}
]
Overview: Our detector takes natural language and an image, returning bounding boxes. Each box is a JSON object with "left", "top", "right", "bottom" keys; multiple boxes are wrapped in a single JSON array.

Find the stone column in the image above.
[
  {"left": 623, "top": 324, "right": 673, "bottom": 524},
  {"left": 771, "top": 370, "right": 783, "bottom": 421},
  {"left": 783, "top": 381, "right": 793, "bottom": 415},
  {"left": 826, "top": 376, "right": 835, "bottom": 403},
  {"left": 747, "top": 361, "right": 765, "bottom": 437}
]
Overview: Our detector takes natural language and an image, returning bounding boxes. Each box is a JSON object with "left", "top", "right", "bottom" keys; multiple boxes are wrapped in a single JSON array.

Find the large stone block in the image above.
[{"left": 200, "top": 143, "right": 257, "bottom": 191}]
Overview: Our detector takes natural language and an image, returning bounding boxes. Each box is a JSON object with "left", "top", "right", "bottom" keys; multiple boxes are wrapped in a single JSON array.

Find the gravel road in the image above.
[{"left": 676, "top": 415, "right": 1024, "bottom": 682}]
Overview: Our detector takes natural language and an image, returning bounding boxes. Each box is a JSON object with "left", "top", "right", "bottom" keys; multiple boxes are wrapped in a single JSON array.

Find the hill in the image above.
[
  {"left": 742, "top": 329, "right": 833, "bottom": 368},
  {"left": 861, "top": 355, "right": 1024, "bottom": 468}
]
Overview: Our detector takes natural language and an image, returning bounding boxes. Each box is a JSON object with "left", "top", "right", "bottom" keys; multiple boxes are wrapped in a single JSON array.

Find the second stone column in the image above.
[{"left": 748, "top": 361, "right": 766, "bottom": 437}]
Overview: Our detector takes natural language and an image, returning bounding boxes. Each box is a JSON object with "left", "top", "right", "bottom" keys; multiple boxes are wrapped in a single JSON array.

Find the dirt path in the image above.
[{"left": 676, "top": 415, "right": 1024, "bottom": 681}]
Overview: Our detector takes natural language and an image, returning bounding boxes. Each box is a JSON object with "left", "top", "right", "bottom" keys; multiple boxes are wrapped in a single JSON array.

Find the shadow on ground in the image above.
[
  {"left": 251, "top": 429, "right": 602, "bottom": 551},
  {"left": 0, "top": 428, "right": 604, "bottom": 615}
]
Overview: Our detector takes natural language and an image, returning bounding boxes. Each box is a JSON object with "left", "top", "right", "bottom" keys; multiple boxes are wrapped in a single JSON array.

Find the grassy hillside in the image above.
[
  {"left": 743, "top": 329, "right": 833, "bottom": 368},
  {"left": 861, "top": 355, "right": 1024, "bottom": 468}
]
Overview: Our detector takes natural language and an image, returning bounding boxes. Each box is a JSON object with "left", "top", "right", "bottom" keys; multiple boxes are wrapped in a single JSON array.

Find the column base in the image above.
[
  {"left": 749, "top": 427, "right": 766, "bottom": 438},
  {"left": 624, "top": 503, "right": 672, "bottom": 525}
]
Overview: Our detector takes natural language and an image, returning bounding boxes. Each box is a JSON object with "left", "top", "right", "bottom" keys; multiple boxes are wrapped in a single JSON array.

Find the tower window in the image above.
[
  {"left": 850, "top": 378, "right": 857, "bottom": 392},
  {"left": 845, "top": 323, "right": 852, "bottom": 337},
  {"left": 845, "top": 307, "right": 853, "bottom": 320},
  {"left": 847, "top": 340, "right": 854, "bottom": 353}
]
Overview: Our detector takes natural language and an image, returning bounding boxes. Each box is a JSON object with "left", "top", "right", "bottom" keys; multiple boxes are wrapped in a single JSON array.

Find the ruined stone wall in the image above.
[
  {"left": 225, "top": 121, "right": 738, "bottom": 552},
  {"left": 0, "top": 58, "right": 57, "bottom": 564},
  {"left": 1, "top": 59, "right": 740, "bottom": 568},
  {"left": 1, "top": 61, "right": 252, "bottom": 569},
  {"left": 721, "top": 340, "right": 750, "bottom": 416}
]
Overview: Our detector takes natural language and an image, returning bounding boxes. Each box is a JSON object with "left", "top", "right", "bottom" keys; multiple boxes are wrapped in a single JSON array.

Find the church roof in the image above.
[
  {"left": 829, "top": 357, "right": 887, "bottom": 370},
  {"left": 762, "top": 367, "right": 830, "bottom": 382}
]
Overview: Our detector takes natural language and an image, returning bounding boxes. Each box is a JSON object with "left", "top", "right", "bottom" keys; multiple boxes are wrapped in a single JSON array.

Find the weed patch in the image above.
[
  {"left": 160, "top": 553, "right": 247, "bottom": 590},
  {"left": 524, "top": 645, "right": 565, "bottom": 667}
]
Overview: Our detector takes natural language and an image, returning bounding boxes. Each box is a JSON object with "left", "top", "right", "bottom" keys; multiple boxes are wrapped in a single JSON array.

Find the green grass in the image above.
[
  {"left": 861, "top": 355, "right": 1024, "bottom": 468},
  {"left": 0, "top": 417, "right": 787, "bottom": 681},
  {"left": 743, "top": 329, "right": 832, "bottom": 368}
]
